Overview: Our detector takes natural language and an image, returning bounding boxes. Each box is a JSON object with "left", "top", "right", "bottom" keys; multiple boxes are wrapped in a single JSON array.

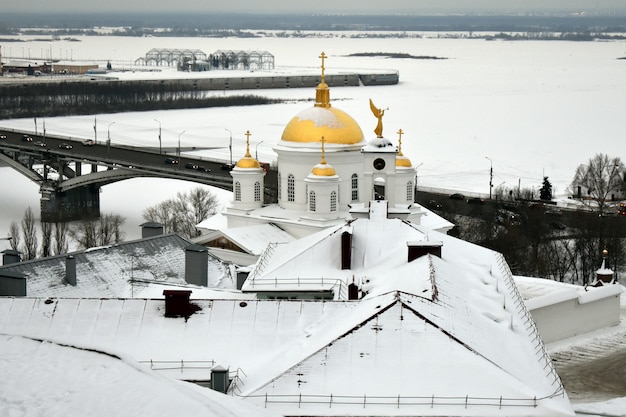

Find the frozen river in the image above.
[{"left": 1, "top": 32, "right": 625, "bottom": 240}]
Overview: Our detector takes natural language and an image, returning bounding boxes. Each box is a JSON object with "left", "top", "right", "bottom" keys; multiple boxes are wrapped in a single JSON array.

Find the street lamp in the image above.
[
  {"left": 225, "top": 128, "right": 233, "bottom": 166},
  {"left": 154, "top": 119, "right": 162, "bottom": 154},
  {"left": 485, "top": 156, "right": 493, "bottom": 200},
  {"left": 255, "top": 140, "right": 264, "bottom": 160},
  {"left": 178, "top": 130, "right": 185, "bottom": 159},
  {"left": 107, "top": 122, "right": 115, "bottom": 155}
]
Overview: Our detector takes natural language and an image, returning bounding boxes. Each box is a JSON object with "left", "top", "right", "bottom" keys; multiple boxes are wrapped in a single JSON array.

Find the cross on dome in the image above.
[
  {"left": 244, "top": 130, "right": 252, "bottom": 158},
  {"left": 315, "top": 51, "right": 331, "bottom": 108},
  {"left": 397, "top": 129, "right": 405, "bottom": 156},
  {"left": 319, "top": 52, "right": 327, "bottom": 83}
]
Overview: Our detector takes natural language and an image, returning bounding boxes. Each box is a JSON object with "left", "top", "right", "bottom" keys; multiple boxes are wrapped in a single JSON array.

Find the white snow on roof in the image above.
[{"left": 0, "top": 333, "right": 281, "bottom": 417}]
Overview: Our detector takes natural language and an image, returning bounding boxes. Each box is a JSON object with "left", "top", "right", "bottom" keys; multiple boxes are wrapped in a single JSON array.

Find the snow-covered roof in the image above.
[
  {"left": 195, "top": 223, "right": 295, "bottom": 256},
  {"left": 0, "top": 333, "right": 282, "bottom": 417},
  {"left": 0, "top": 233, "right": 235, "bottom": 298}
]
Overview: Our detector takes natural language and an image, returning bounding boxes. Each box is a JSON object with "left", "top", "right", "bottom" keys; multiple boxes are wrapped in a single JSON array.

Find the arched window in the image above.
[
  {"left": 351, "top": 174, "right": 359, "bottom": 201},
  {"left": 309, "top": 190, "right": 316, "bottom": 212},
  {"left": 287, "top": 174, "right": 295, "bottom": 202},
  {"left": 277, "top": 172, "right": 281, "bottom": 200},
  {"left": 254, "top": 181, "right": 261, "bottom": 202},
  {"left": 330, "top": 191, "right": 337, "bottom": 212},
  {"left": 234, "top": 182, "right": 241, "bottom": 202},
  {"left": 407, "top": 181, "right": 414, "bottom": 202}
]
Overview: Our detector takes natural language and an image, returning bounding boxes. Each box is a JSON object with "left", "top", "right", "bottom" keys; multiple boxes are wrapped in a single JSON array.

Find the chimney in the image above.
[
  {"left": 0, "top": 270, "right": 26, "bottom": 296},
  {"left": 210, "top": 365, "right": 230, "bottom": 393},
  {"left": 2, "top": 249, "right": 21, "bottom": 266},
  {"left": 348, "top": 276, "right": 359, "bottom": 300},
  {"left": 407, "top": 241, "right": 443, "bottom": 262},
  {"left": 185, "top": 244, "right": 208, "bottom": 286},
  {"left": 163, "top": 289, "right": 193, "bottom": 317},
  {"left": 140, "top": 222, "right": 164, "bottom": 238},
  {"left": 341, "top": 231, "right": 352, "bottom": 270},
  {"left": 65, "top": 255, "right": 76, "bottom": 286}
]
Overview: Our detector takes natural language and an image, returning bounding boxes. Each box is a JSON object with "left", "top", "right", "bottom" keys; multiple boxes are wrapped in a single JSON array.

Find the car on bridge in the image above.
[
  {"left": 185, "top": 163, "right": 199, "bottom": 170},
  {"left": 34, "top": 141, "right": 47, "bottom": 148},
  {"left": 82, "top": 139, "right": 95, "bottom": 146},
  {"left": 164, "top": 158, "right": 179, "bottom": 165},
  {"left": 22, "top": 135, "right": 33, "bottom": 142},
  {"left": 58, "top": 143, "right": 73, "bottom": 150},
  {"left": 0, "top": 133, "right": 6, "bottom": 140}
]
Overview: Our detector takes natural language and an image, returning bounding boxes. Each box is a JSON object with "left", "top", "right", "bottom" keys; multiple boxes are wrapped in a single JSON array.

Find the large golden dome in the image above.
[{"left": 281, "top": 107, "right": 364, "bottom": 145}]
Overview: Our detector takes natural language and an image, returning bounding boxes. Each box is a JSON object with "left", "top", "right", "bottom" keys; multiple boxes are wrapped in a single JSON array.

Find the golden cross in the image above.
[
  {"left": 319, "top": 52, "right": 327, "bottom": 81},
  {"left": 397, "top": 129, "right": 404, "bottom": 154},
  {"left": 245, "top": 130, "right": 252, "bottom": 156},
  {"left": 320, "top": 136, "right": 327, "bottom": 164}
]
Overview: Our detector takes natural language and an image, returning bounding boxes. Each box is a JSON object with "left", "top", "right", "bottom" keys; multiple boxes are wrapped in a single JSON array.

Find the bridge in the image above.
[{"left": 0, "top": 129, "right": 277, "bottom": 222}]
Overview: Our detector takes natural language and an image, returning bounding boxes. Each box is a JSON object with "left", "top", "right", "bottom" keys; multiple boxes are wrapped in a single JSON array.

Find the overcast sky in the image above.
[{"left": 6, "top": 0, "right": 626, "bottom": 14}]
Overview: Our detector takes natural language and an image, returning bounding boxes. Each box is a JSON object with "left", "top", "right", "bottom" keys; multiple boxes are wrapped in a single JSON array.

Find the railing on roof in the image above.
[
  {"left": 245, "top": 276, "right": 348, "bottom": 300},
  {"left": 494, "top": 253, "right": 565, "bottom": 395},
  {"left": 239, "top": 391, "right": 568, "bottom": 410}
]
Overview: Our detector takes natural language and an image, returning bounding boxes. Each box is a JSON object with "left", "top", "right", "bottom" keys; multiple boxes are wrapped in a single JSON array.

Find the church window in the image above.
[
  {"left": 351, "top": 174, "right": 359, "bottom": 201},
  {"left": 254, "top": 181, "right": 261, "bottom": 202},
  {"left": 330, "top": 191, "right": 337, "bottom": 212},
  {"left": 309, "top": 190, "right": 316, "bottom": 212},
  {"left": 407, "top": 181, "right": 414, "bottom": 201},
  {"left": 234, "top": 182, "right": 241, "bottom": 201},
  {"left": 287, "top": 174, "right": 295, "bottom": 202}
]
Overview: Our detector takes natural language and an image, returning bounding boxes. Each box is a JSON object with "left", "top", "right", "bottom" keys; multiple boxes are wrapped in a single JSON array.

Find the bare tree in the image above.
[
  {"left": 40, "top": 221, "right": 52, "bottom": 258},
  {"left": 70, "top": 219, "right": 98, "bottom": 249},
  {"left": 143, "top": 187, "right": 219, "bottom": 239},
  {"left": 70, "top": 214, "right": 126, "bottom": 249},
  {"left": 9, "top": 221, "right": 20, "bottom": 251},
  {"left": 97, "top": 213, "right": 126, "bottom": 246},
  {"left": 53, "top": 221, "right": 70, "bottom": 255},
  {"left": 20, "top": 207, "right": 38, "bottom": 260},
  {"left": 570, "top": 153, "right": 625, "bottom": 216}
]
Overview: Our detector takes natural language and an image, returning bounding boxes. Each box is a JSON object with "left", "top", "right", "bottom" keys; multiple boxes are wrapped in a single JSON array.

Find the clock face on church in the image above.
[{"left": 373, "top": 158, "right": 386, "bottom": 170}]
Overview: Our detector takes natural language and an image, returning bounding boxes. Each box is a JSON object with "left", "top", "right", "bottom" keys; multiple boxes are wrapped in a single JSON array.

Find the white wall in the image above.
[{"left": 526, "top": 284, "right": 623, "bottom": 344}]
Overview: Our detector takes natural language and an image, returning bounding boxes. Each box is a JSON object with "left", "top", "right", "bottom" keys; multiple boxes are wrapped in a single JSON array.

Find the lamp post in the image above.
[
  {"left": 255, "top": 140, "right": 264, "bottom": 160},
  {"left": 225, "top": 128, "right": 233, "bottom": 166},
  {"left": 178, "top": 130, "right": 185, "bottom": 159},
  {"left": 107, "top": 122, "right": 115, "bottom": 155},
  {"left": 485, "top": 156, "right": 493, "bottom": 200},
  {"left": 154, "top": 119, "right": 162, "bottom": 154}
]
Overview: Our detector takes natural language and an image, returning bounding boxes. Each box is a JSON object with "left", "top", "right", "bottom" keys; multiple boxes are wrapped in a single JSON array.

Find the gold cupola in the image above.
[
  {"left": 311, "top": 136, "right": 337, "bottom": 176},
  {"left": 281, "top": 52, "right": 364, "bottom": 145},
  {"left": 395, "top": 129, "right": 413, "bottom": 168},
  {"left": 235, "top": 130, "right": 261, "bottom": 169}
]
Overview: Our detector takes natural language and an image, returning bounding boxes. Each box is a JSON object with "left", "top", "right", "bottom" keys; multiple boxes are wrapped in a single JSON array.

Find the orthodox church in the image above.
[{"left": 219, "top": 52, "right": 451, "bottom": 240}]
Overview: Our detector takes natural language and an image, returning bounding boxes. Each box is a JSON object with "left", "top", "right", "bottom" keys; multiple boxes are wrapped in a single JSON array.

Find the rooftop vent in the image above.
[
  {"left": 407, "top": 241, "right": 442, "bottom": 263},
  {"left": 140, "top": 222, "right": 164, "bottom": 238},
  {"left": 65, "top": 255, "right": 76, "bottom": 286},
  {"left": 163, "top": 290, "right": 199, "bottom": 319}
]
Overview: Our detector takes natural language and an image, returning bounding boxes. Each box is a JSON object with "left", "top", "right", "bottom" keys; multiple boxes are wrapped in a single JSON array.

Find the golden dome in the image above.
[
  {"left": 235, "top": 130, "right": 261, "bottom": 169},
  {"left": 396, "top": 155, "right": 413, "bottom": 168},
  {"left": 311, "top": 163, "right": 337, "bottom": 176},
  {"left": 281, "top": 107, "right": 364, "bottom": 144},
  {"left": 236, "top": 156, "right": 260, "bottom": 169}
]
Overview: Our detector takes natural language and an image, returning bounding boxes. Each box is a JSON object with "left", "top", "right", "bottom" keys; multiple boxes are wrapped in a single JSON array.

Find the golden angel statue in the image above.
[{"left": 369, "top": 99, "right": 385, "bottom": 138}]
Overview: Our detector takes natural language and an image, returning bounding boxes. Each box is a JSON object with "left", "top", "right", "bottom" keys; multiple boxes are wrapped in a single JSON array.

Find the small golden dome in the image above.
[
  {"left": 311, "top": 163, "right": 337, "bottom": 176},
  {"left": 235, "top": 130, "right": 261, "bottom": 169},
  {"left": 282, "top": 107, "right": 364, "bottom": 144},
  {"left": 396, "top": 155, "right": 413, "bottom": 168},
  {"left": 236, "top": 156, "right": 261, "bottom": 169}
]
